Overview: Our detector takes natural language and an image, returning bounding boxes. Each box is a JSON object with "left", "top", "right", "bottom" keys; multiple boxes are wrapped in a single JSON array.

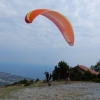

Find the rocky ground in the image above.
[{"left": 0, "top": 81, "right": 100, "bottom": 100}]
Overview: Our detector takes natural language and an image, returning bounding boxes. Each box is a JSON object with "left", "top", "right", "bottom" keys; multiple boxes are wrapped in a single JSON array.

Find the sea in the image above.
[{"left": 0, "top": 62, "right": 54, "bottom": 80}]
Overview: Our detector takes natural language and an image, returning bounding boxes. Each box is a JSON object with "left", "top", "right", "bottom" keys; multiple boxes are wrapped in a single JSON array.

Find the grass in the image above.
[
  {"left": 0, "top": 81, "right": 47, "bottom": 99},
  {"left": 0, "top": 85, "right": 26, "bottom": 99}
]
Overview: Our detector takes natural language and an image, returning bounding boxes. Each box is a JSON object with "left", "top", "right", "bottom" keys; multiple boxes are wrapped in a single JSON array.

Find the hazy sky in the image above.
[{"left": 0, "top": 0, "right": 100, "bottom": 69}]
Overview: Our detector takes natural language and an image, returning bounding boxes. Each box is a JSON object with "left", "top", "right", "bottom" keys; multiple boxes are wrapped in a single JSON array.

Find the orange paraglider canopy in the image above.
[{"left": 25, "top": 9, "right": 74, "bottom": 46}]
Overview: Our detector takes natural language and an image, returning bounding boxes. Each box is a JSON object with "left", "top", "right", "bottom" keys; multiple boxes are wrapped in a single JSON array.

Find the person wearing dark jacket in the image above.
[
  {"left": 65, "top": 70, "right": 71, "bottom": 84},
  {"left": 44, "top": 72, "right": 52, "bottom": 86}
]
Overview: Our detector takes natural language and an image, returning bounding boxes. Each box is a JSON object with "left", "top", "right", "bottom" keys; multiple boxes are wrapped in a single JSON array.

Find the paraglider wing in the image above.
[{"left": 25, "top": 9, "right": 74, "bottom": 46}]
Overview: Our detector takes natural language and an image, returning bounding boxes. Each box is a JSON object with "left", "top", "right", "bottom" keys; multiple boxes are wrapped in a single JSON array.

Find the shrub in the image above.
[
  {"left": 92, "top": 78, "right": 100, "bottom": 82},
  {"left": 20, "top": 79, "right": 28, "bottom": 84},
  {"left": 35, "top": 78, "right": 40, "bottom": 82},
  {"left": 24, "top": 82, "right": 31, "bottom": 86},
  {"left": 82, "top": 71, "right": 97, "bottom": 81},
  {"left": 97, "top": 73, "right": 100, "bottom": 78},
  {"left": 30, "top": 80, "right": 34, "bottom": 83}
]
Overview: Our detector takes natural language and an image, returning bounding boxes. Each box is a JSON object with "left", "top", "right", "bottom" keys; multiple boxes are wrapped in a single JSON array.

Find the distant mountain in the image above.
[{"left": 0, "top": 72, "right": 32, "bottom": 86}]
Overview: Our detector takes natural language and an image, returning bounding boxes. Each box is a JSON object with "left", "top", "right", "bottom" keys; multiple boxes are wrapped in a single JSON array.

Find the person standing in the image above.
[{"left": 65, "top": 70, "right": 71, "bottom": 84}]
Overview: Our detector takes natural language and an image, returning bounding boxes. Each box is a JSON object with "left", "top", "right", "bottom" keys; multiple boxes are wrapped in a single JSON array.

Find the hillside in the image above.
[{"left": 0, "top": 72, "right": 32, "bottom": 86}]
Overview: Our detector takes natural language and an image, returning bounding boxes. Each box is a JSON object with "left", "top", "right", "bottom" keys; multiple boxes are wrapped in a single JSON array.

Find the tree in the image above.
[
  {"left": 90, "top": 60, "right": 100, "bottom": 72},
  {"left": 70, "top": 65, "right": 83, "bottom": 81},
  {"left": 52, "top": 61, "right": 70, "bottom": 80},
  {"left": 82, "top": 71, "right": 96, "bottom": 81}
]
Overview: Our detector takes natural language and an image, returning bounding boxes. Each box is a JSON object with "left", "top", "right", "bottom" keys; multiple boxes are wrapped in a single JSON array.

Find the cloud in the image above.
[
  {"left": 0, "top": 1, "right": 18, "bottom": 17},
  {"left": 0, "top": 0, "right": 100, "bottom": 67}
]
